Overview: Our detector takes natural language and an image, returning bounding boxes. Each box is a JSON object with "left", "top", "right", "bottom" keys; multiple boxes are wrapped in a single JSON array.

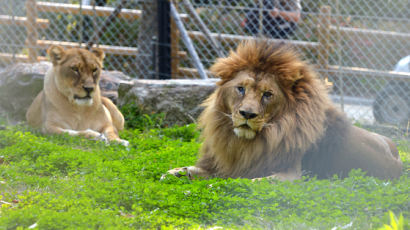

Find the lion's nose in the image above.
[
  {"left": 83, "top": 86, "right": 94, "bottom": 94},
  {"left": 239, "top": 110, "right": 258, "bottom": 119}
]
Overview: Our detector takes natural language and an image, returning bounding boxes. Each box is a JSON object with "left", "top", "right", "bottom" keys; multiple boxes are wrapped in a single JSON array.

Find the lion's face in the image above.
[
  {"left": 47, "top": 46, "right": 105, "bottom": 106},
  {"left": 221, "top": 70, "right": 286, "bottom": 139}
]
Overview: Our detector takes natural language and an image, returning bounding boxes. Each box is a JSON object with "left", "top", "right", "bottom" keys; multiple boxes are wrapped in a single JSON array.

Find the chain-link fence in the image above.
[
  {"left": 0, "top": 0, "right": 156, "bottom": 77},
  {"left": 0, "top": 0, "right": 409, "bottom": 130}
]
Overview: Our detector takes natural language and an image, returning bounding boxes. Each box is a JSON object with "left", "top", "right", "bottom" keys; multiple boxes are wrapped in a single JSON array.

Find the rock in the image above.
[
  {"left": 99, "top": 70, "right": 133, "bottom": 103},
  {"left": 0, "top": 62, "right": 49, "bottom": 124},
  {"left": 0, "top": 62, "right": 132, "bottom": 124},
  {"left": 118, "top": 79, "right": 218, "bottom": 126}
]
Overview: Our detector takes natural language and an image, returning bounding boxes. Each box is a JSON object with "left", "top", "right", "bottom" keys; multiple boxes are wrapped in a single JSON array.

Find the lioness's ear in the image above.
[
  {"left": 47, "top": 45, "right": 65, "bottom": 65},
  {"left": 91, "top": 48, "right": 105, "bottom": 62}
]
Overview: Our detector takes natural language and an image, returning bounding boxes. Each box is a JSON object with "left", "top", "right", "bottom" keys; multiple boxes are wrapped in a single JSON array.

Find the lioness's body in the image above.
[
  {"left": 26, "top": 46, "right": 127, "bottom": 145},
  {"left": 166, "top": 41, "right": 402, "bottom": 180}
]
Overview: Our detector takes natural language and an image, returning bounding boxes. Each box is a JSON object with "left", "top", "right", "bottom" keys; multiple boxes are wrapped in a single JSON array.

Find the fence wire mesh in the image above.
[{"left": 0, "top": 0, "right": 409, "bottom": 130}]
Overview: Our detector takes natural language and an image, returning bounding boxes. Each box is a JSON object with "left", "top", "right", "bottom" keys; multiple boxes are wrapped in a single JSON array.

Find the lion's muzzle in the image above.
[
  {"left": 239, "top": 110, "right": 258, "bottom": 119},
  {"left": 232, "top": 117, "right": 259, "bottom": 139},
  {"left": 232, "top": 109, "right": 266, "bottom": 139},
  {"left": 74, "top": 94, "right": 93, "bottom": 106},
  {"left": 83, "top": 86, "right": 95, "bottom": 94},
  {"left": 73, "top": 85, "right": 96, "bottom": 106}
]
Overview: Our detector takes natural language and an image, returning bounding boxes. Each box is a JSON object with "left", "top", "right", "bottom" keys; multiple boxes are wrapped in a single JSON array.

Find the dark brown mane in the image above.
[
  {"left": 211, "top": 40, "right": 307, "bottom": 86},
  {"left": 197, "top": 40, "right": 331, "bottom": 178}
]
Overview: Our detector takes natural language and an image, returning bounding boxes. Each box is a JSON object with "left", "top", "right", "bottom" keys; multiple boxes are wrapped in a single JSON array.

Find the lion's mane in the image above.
[{"left": 196, "top": 40, "right": 333, "bottom": 178}]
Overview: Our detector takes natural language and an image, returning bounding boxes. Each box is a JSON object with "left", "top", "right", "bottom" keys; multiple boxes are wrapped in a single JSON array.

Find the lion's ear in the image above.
[
  {"left": 91, "top": 48, "right": 105, "bottom": 62},
  {"left": 280, "top": 69, "right": 304, "bottom": 88},
  {"left": 293, "top": 70, "right": 305, "bottom": 82},
  {"left": 47, "top": 45, "right": 65, "bottom": 65}
]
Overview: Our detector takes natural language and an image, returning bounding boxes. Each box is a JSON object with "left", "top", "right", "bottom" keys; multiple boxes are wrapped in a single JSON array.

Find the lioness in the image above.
[
  {"left": 165, "top": 41, "right": 402, "bottom": 181},
  {"left": 26, "top": 45, "right": 128, "bottom": 145}
]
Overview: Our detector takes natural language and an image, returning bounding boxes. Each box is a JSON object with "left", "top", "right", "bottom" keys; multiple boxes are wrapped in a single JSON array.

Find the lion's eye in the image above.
[
  {"left": 237, "top": 86, "right": 245, "bottom": 95},
  {"left": 92, "top": 68, "right": 98, "bottom": 73},
  {"left": 263, "top": 92, "right": 273, "bottom": 99},
  {"left": 71, "top": 66, "right": 79, "bottom": 73}
]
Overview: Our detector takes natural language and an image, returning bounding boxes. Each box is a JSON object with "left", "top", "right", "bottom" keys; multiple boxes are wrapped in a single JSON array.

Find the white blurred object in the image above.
[
  {"left": 394, "top": 55, "right": 410, "bottom": 73},
  {"left": 372, "top": 56, "right": 410, "bottom": 125}
]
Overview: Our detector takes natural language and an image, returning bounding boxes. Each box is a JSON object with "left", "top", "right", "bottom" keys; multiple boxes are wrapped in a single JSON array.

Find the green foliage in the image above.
[
  {"left": 119, "top": 103, "right": 165, "bottom": 130},
  {"left": 0, "top": 124, "right": 409, "bottom": 229},
  {"left": 378, "top": 211, "right": 406, "bottom": 230}
]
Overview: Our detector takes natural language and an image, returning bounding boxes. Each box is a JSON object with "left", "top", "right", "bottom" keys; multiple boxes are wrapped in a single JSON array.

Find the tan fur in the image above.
[
  {"left": 166, "top": 40, "right": 402, "bottom": 180},
  {"left": 26, "top": 46, "right": 128, "bottom": 146}
]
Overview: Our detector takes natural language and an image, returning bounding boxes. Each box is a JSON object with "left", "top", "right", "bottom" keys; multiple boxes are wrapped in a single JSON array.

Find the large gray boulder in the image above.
[
  {"left": 0, "top": 62, "right": 132, "bottom": 124},
  {"left": 118, "top": 79, "right": 217, "bottom": 126},
  {"left": 0, "top": 62, "right": 49, "bottom": 123}
]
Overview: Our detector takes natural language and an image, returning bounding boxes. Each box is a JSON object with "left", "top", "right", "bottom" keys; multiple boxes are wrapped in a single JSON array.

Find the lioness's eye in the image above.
[
  {"left": 237, "top": 86, "right": 245, "bottom": 95},
  {"left": 263, "top": 92, "right": 272, "bottom": 99},
  {"left": 92, "top": 68, "right": 98, "bottom": 73}
]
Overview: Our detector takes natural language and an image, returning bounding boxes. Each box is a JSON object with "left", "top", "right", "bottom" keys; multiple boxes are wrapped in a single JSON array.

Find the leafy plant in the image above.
[
  {"left": 119, "top": 102, "right": 165, "bottom": 130},
  {"left": 0, "top": 123, "right": 408, "bottom": 229},
  {"left": 378, "top": 211, "right": 405, "bottom": 230}
]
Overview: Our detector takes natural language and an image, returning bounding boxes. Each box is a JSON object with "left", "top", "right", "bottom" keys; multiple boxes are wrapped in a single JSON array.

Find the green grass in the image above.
[{"left": 0, "top": 124, "right": 408, "bottom": 229}]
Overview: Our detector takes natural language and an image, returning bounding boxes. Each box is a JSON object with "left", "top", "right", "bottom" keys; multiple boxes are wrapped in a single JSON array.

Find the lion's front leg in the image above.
[
  {"left": 44, "top": 123, "right": 108, "bottom": 143},
  {"left": 253, "top": 171, "right": 302, "bottom": 182},
  {"left": 101, "top": 125, "right": 129, "bottom": 146},
  {"left": 253, "top": 159, "right": 302, "bottom": 182},
  {"left": 162, "top": 166, "right": 211, "bottom": 180},
  {"left": 66, "top": 128, "right": 108, "bottom": 143},
  {"left": 252, "top": 171, "right": 301, "bottom": 182}
]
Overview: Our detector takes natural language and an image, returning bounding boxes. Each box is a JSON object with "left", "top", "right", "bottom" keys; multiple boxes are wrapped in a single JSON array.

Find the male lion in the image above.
[
  {"left": 26, "top": 45, "right": 128, "bottom": 145},
  {"left": 166, "top": 41, "right": 402, "bottom": 181}
]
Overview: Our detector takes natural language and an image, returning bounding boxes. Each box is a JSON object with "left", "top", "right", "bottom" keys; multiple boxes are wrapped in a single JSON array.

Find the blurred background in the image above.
[{"left": 0, "top": 0, "right": 409, "bottom": 133}]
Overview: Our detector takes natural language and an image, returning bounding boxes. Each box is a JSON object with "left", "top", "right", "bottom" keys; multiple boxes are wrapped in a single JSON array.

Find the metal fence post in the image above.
[
  {"left": 157, "top": 0, "right": 171, "bottom": 79},
  {"left": 170, "top": 2, "right": 207, "bottom": 79}
]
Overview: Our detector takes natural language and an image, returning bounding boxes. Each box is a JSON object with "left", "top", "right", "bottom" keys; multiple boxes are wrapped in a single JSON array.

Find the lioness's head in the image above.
[
  {"left": 210, "top": 40, "right": 318, "bottom": 139},
  {"left": 47, "top": 45, "right": 105, "bottom": 106}
]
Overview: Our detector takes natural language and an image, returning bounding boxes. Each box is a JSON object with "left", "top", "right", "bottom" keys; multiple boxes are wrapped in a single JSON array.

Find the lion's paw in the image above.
[
  {"left": 114, "top": 139, "right": 129, "bottom": 147},
  {"left": 161, "top": 166, "right": 211, "bottom": 180},
  {"left": 251, "top": 177, "right": 264, "bottom": 182},
  {"left": 119, "top": 139, "right": 129, "bottom": 146},
  {"left": 94, "top": 132, "right": 108, "bottom": 143},
  {"left": 81, "top": 129, "right": 105, "bottom": 141},
  {"left": 161, "top": 167, "right": 191, "bottom": 180}
]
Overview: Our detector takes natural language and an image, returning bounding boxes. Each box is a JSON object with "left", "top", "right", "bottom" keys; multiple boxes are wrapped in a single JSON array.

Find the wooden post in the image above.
[
  {"left": 318, "top": 6, "right": 331, "bottom": 83},
  {"left": 26, "top": 0, "right": 38, "bottom": 62}
]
